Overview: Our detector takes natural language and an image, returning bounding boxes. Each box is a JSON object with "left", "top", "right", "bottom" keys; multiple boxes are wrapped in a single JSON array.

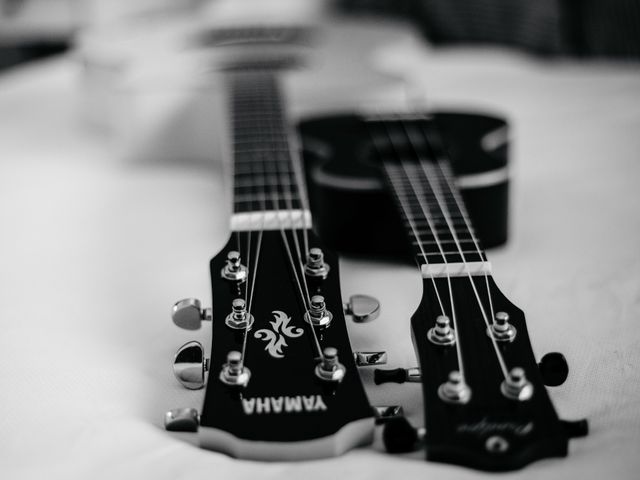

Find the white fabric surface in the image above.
[{"left": 2, "top": 30, "right": 640, "bottom": 480}]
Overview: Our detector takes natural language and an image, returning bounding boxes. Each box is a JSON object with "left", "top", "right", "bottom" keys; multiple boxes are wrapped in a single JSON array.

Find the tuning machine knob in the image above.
[
  {"left": 374, "top": 367, "right": 421, "bottom": 384},
  {"left": 539, "top": 352, "right": 569, "bottom": 387},
  {"left": 173, "top": 341, "right": 209, "bottom": 390},
  {"left": 373, "top": 405, "right": 404, "bottom": 424},
  {"left": 500, "top": 367, "right": 534, "bottom": 401},
  {"left": 304, "top": 248, "right": 330, "bottom": 279},
  {"left": 488, "top": 311, "right": 517, "bottom": 342},
  {"left": 219, "top": 350, "right": 251, "bottom": 387},
  {"left": 354, "top": 351, "right": 388, "bottom": 366},
  {"left": 343, "top": 294, "right": 380, "bottom": 323},
  {"left": 315, "top": 347, "right": 346, "bottom": 382},
  {"left": 383, "top": 415, "right": 426, "bottom": 453},
  {"left": 221, "top": 250, "right": 247, "bottom": 282},
  {"left": 225, "top": 298, "right": 254, "bottom": 330},
  {"left": 438, "top": 370, "right": 472, "bottom": 404},
  {"left": 304, "top": 295, "right": 333, "bottom": 328},
  {"left": 172, "top": 298, "right": 212, "bottom": 330},
  {"left": 164, "top": 408, "right": 200, "bottom": 432}
]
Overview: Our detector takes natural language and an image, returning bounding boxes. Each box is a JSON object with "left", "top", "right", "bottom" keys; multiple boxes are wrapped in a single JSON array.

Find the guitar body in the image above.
[{"left": 298, "top": 112, "right": 509, "bottom": 256}]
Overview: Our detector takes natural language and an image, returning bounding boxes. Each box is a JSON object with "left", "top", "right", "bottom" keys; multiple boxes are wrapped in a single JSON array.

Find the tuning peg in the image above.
[
  {"left": 383, "top": 416, "right": 426, "bottom": 453},
  {"left": 539, "top": 352, "right": 569, "bottom": 387},
  {"left": 164, "top": 408, "right": 200, "bottom": 432},
  {"left": 304, "top": 248, "right": 330, "bottom": 279},
  {"left": 305, "top": 295, "right": 333, "bottom": 328},
  {"left": 373, "top": 405, "right": 404, "bottom": 424},
  {"left": 221, "top": 250, "right": 247, "bottom": 282},
  {"left": 315, "top": 347, "right": 346, "bottom": 382},
  {"left": 354, "top": 351, "right": 388, "bottom": 366},
  {"left": 219, "top": 350, "right": 251, "bottom": 388},
  {"left": 172, "top": 298, "right": 212, "bottom": 330},
  {"left": 560, "top": 418, "right": 589, "bottom": 438},
  {"left": 374, "top": 367, "right": 421, "bottom": 385},
  {"left": 343, "top": 294, "right": 380, "bottom": 323},
  {"left": 173, "top": 341, "right": 209, "bottom": 390}
]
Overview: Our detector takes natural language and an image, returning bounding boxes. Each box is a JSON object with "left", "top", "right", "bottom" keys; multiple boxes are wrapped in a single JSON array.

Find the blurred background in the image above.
[
  {"left": 3, "top": 0, "right": 638, "bottom": 160},
  {"left": 2, "top": 0, "right": 639, "bottom": 73}
]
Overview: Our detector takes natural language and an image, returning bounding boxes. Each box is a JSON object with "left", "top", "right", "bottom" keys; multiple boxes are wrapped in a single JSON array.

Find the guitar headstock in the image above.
[
  {"left": 401, "top": 275, "right": 587, "bottom": 470},
  {"left": 166, "top": 229, "right": 378, "bottom": 460}
]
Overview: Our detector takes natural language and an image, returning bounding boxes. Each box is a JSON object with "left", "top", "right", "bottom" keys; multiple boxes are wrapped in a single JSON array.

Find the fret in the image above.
[
  {"left": 234, "top": 176, "right": 298, "bottom": 188},
  {"left": 232, "top": 111, "right": 286, "bottom": 120},
  {"left": 396, "top": 197, "right": 465, "bottom": 213},
  {"left": 232, "top": 156, "right": 290, "bottom": 166},
  {"left": 233, "top": 136, "right": 289, "bottom": 145},
  {"left": 233, "top": 147, "right": 291, "bottom": 156},
  {"left": 234, "top": 179, "right": 299, "bottom": 191},
  {"left": 232, "top": 143, "right": 290, "bottom": 151},
  {"left": 403, "top": 213, "right": 470, "bottom": 229},
  {"left": 399, "top": 210, "right": 472, "bottom": 225},
  {"left": 228, "top": 70, "right": 307, "bottom": 216},
  {"left": 233, "top": 163, "right": 295, "bottom": 175},
  {"left": 391, "top": 186, "right": 465, "bottom": 205},
  {"left": 233, "top": 129, "right": 288, "bottom": 138},
  {"left": 407, "top": 226, "right": 477, "bottom": 240},
  {"left": 233, "top": 155, "right": 291, "bottom": 164},
  {"left": 234, "top": 191, "right": 301, "bottom": 201},
  {"left": 234, "top": 199, "right": 304, "bottom": 214},
  {"left": 233, "top": 139, "right": 290, "bottom": 149},
  {"left": 410, "top": 218, "right": 474, "bottom": 231},
  {"left": 411, "top": 238, "right": 480, "bottom": 249},
  {"left": 414, "top": 249, "right": 485, "bottom": 258},
  {"left": 398, "top": 217, "right": 478, "bottom": 238},
  {"left": 376, "top": 118, "right": 487, "bottom": 267}
]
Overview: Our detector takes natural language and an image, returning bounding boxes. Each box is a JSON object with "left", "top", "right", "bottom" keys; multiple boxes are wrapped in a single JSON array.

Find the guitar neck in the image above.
[
  {"left": 229, "top": 71, "right": 310, "bottom": 231},
  {"left": 371, "top": 117, "right": 489, "bottom": 276}
]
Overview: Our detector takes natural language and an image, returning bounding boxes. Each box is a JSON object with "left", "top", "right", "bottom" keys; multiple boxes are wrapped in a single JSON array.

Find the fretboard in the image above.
[
  {"left": 229, "top": 71, "right": 304, "bottom": 215},
  {"left": 370, "top": 118, "right": 487, "bottom": 269}
]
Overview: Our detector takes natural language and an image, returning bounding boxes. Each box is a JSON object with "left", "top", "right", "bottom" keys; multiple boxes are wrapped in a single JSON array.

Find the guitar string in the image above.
[
  {"left": 267, "top": 76, "right": 324, "bottom": 360},
  {"left": 365, "top": 120, "right": 447, "bottom": 317},
  {"left": 379, "top": 116, "right": 467, "bottom": 383},
  {"left": 264, "top": 76, "right": 315, "bottom": 312},
  {"left": 268, "top": 152, "right": 325, "bottom": 359},
  {"left": 406, "top": 121, "right": 509, "bottom": 379},
  {"left": 433, "top": 159, "right": 498, "bottom": 338},
  {"left": 421, "top": 162, "right": 509, "bottom": 379},
  {"left": 240, "top": 162, "right": 265, "bottom": 369},
  {"left": 288, "top": 123, "right": 311, "bottom": 257},
  {"left": 252, "top": 73, "right": 324, "bottom": 359},
  {"left": 232, "top": 73, "right": 267, "bottom": 370},
  {"left": 270, "top": 112, "right": 325, "bottom": 360}
]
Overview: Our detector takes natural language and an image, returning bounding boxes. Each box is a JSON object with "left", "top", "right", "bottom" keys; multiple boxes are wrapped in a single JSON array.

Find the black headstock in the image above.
[
  {"left": 169, "top": 228, "right": 374, "bottom": 460},
  {"left": 411, "top": 275, "right": 585, "bottom": 470}
]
